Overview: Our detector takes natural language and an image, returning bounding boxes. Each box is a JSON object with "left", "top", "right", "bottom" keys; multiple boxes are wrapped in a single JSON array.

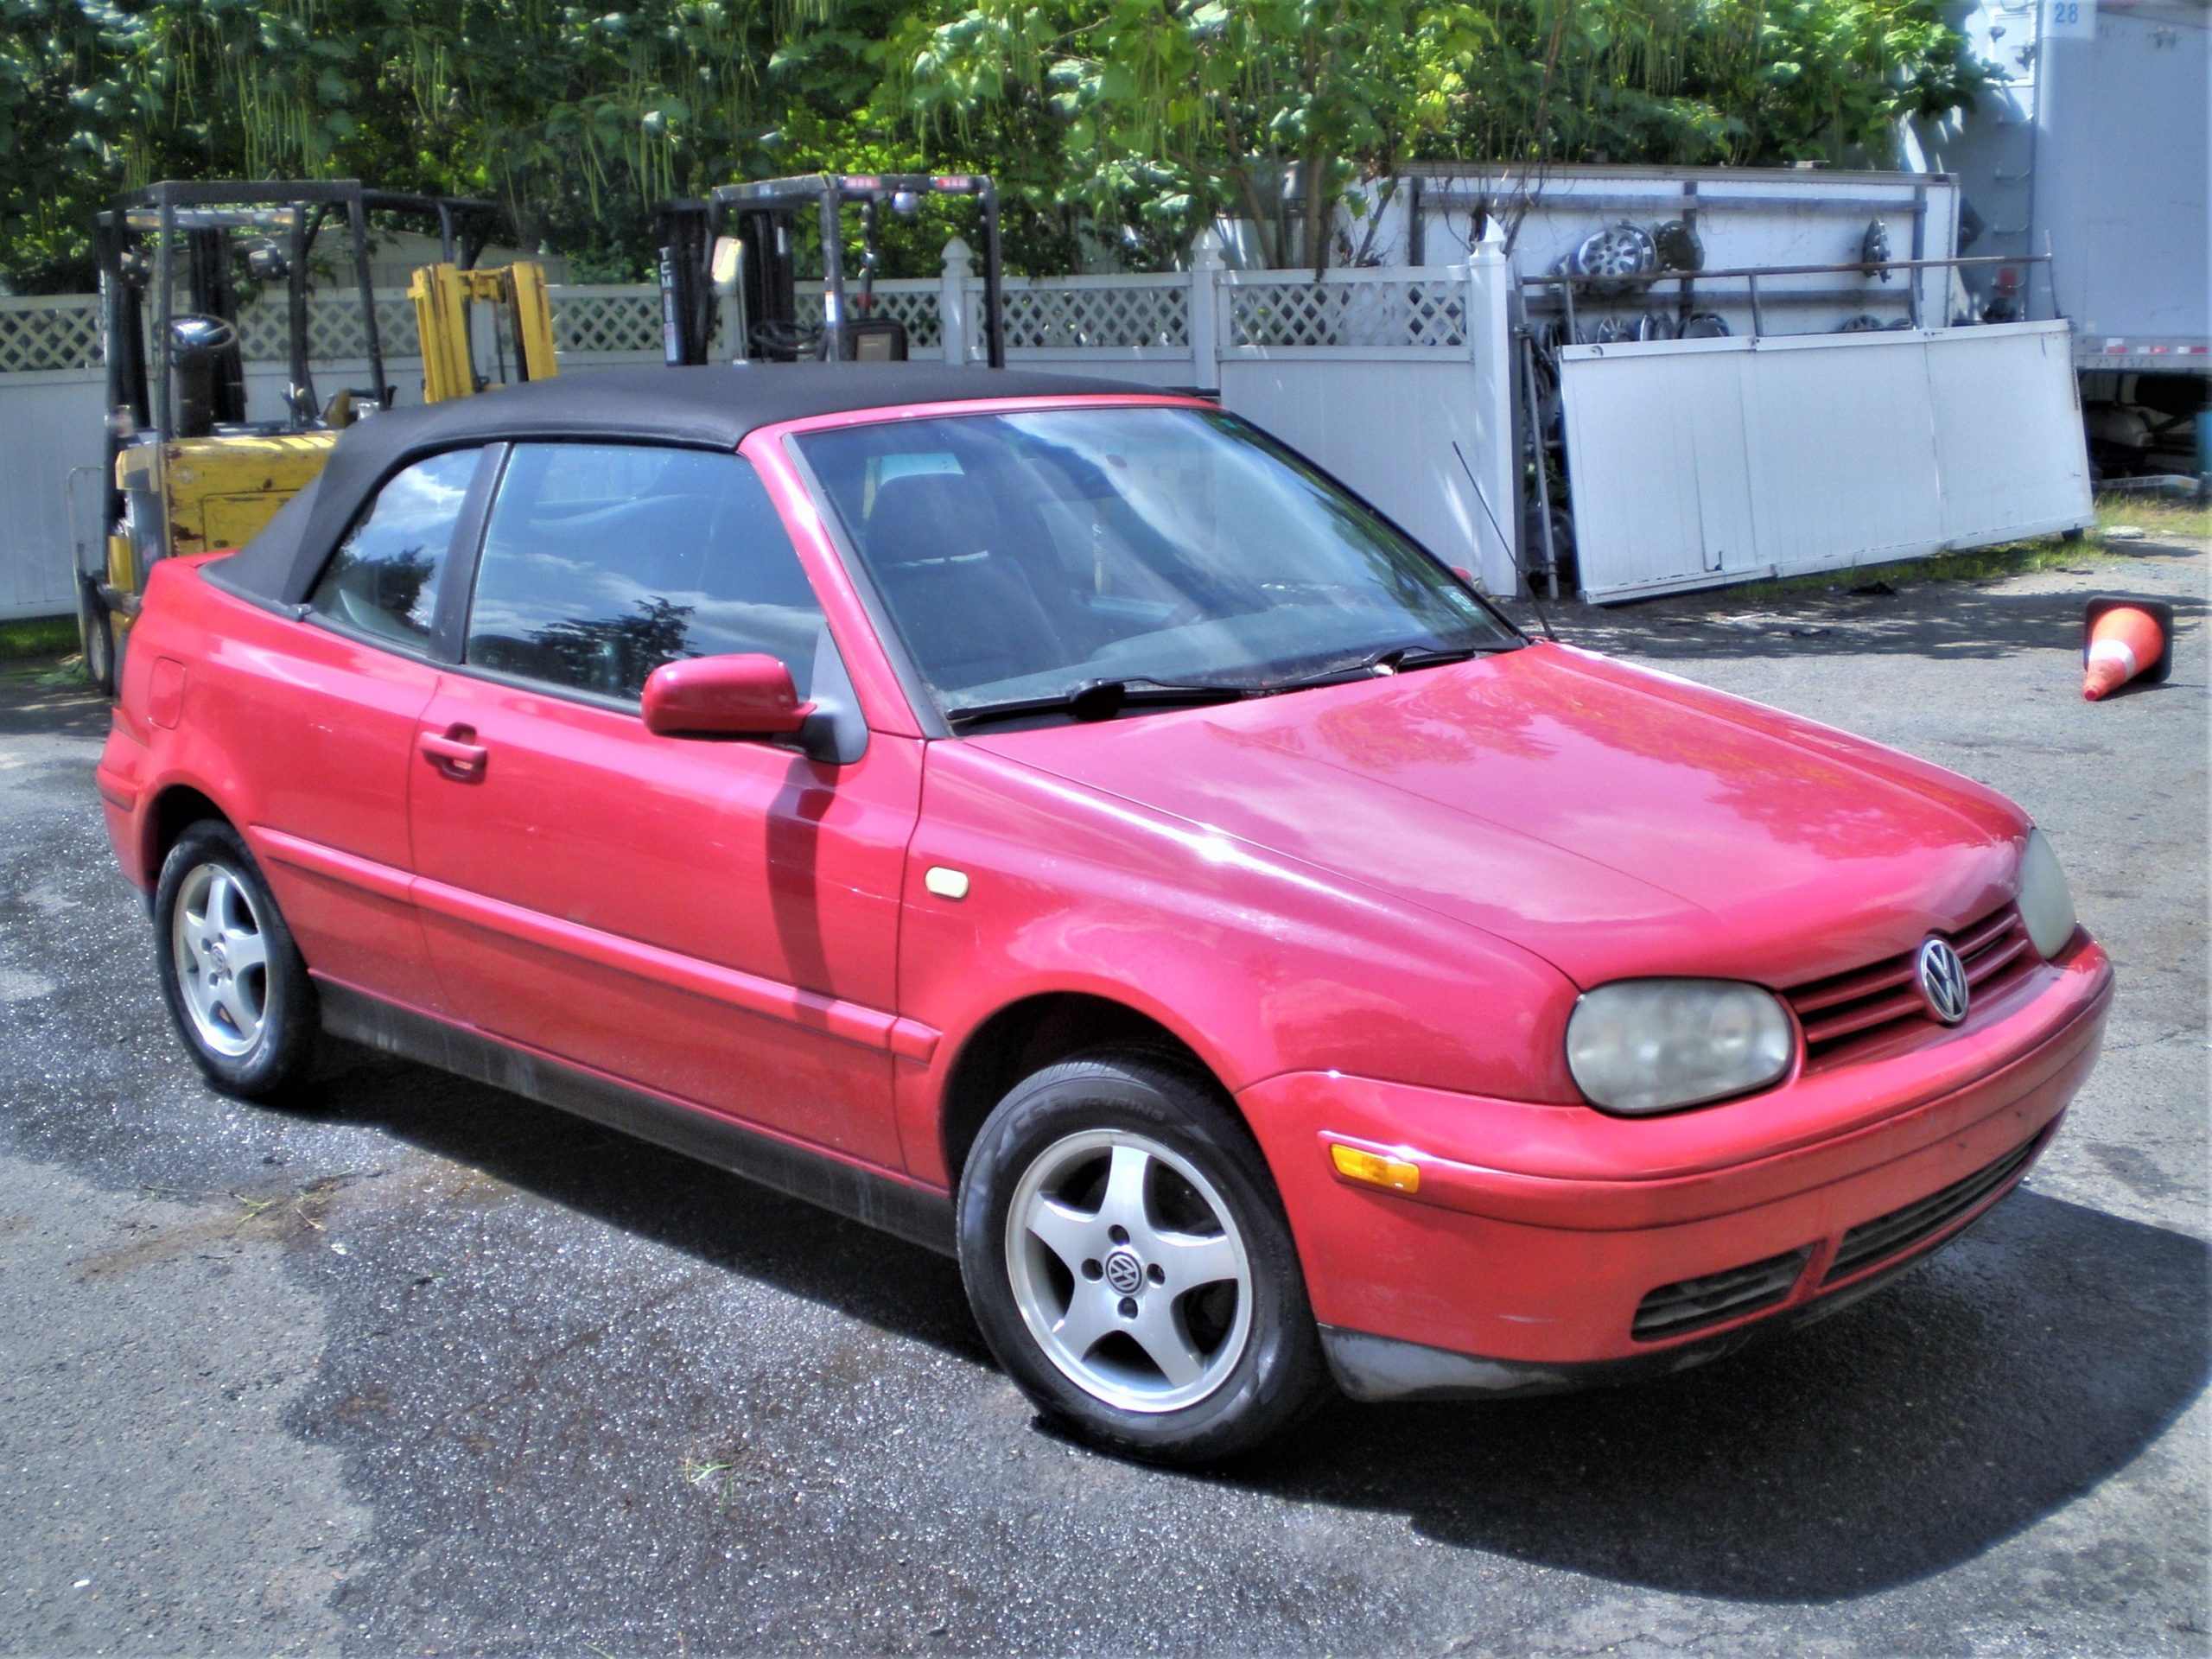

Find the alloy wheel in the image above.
[
  {"left": 170, "top": 861, "right": 270, "bottom": 1058},
  {"left": 1004, "top": 1128, "right": 1253, "bottom": 1414}
]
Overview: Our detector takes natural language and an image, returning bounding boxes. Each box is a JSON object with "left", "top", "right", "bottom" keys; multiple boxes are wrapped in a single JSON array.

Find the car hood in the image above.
[{"left": 967, "top": 642, "right": 2025, "bottom": 988}]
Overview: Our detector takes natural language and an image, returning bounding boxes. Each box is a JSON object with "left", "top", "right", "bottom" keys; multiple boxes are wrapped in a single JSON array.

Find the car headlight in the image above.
[
  {"left": 1566, "top": 980, "right": 1796, "bottom": 1115},
  {"left": 2018, "top": 828, "right": 2078, "bottom": 959}
]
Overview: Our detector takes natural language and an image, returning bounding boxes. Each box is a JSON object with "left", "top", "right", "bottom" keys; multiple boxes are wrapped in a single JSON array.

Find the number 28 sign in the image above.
[{"left": 2044, "top": 0, "right": 2096, "bottom": 38}]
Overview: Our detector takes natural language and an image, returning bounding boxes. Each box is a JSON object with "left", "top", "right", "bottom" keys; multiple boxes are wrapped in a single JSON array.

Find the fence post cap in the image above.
[
  {"left": 941, "top": 236, "right": 973, "bottom": 273},
  {"left": 1189, "top": 226, "right": 1227, "bottom": 270}
]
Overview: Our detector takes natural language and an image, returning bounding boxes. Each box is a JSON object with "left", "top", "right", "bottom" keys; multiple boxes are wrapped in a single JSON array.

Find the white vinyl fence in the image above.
[
  {"left": 0, "top": 283, "right": 680, "bottom": 622},
  {"left": 0, "top": 229, "right": 1522, "bottom": 621}
]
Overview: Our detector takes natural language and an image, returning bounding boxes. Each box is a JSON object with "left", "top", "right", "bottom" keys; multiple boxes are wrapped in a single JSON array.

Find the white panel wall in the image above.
[
  {"left": 1559, "top": 319, "right": 2093, "bottom": 601},
  {"left": 1925, "top": 325, "right": 2093, "bottom": 542},
  {"left": 1739, "top": 335, "right": 1946, "bottom": 569},
  {"left": 0, "top": 350, "right": 740, "bottom": 623},
  {"left": 1, "top": 251, "right": 1525, "bottom": 620},
  {"left": 1220, "top": 358, "right": 1518, "bottom": 593},
  {"left": 0, "top": 357, "right": 1205, "bottom": 624},
  {"left": 0, "top": 370, "right": 106, "bottom": 620}
]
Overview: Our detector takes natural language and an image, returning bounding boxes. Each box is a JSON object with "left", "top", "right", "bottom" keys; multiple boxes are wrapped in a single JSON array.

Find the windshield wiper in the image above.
[
  {"left": 947, "top": 644, "right": 1516, "bottom": 730},
  {"left": 946, "top": 677, "right": 1255, "bottom": 732},
  {"left": 1261, "top": 640, "right": 1517, "bottom": 693}
]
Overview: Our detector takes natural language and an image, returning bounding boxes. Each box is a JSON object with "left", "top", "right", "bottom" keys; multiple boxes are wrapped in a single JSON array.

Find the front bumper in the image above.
[{"left": 1238, "top": 937, "right": 2112, "bottom": 1397}]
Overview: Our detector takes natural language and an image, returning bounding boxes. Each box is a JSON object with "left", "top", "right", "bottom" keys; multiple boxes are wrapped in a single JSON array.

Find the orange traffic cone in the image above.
[{"left": 2082, "top": 598, "right": 2174, "bottom": 701}]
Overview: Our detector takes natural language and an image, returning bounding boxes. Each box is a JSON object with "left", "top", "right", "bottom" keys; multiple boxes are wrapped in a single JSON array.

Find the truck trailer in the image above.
[{"left": 1912, "top": 0, "right": 2209, "bottom": 477}]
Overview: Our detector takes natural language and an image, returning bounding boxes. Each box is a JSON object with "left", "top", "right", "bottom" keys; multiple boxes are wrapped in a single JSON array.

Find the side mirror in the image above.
[{"left": 642, "top": 653, "right": 814, "bottom": 740}]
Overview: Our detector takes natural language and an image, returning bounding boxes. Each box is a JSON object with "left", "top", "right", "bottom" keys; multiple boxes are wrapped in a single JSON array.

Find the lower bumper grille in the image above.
[
  {"left": 1632, "top": 1247, "right": 1814, "bottom": 1343},
  {"left": 1821, "top": 1133, "right": 2042, "bottom": 1286}
]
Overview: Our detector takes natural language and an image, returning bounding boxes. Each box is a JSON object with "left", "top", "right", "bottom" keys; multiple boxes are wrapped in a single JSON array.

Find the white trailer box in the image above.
[
  {"left": 1913, "top": 0, "right": 2208, "bottom": 474},
  {"left": 1915, "top": 0, "right": 2209, "bottom": 370}
]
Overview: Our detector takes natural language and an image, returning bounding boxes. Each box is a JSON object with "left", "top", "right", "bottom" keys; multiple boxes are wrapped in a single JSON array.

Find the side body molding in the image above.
[{"left": 251, "top": 823, "right": 939, "bottom": 1064}]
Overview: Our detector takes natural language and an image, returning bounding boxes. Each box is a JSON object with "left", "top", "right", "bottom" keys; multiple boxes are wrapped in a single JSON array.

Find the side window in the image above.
[
  {"left": 307, "top": 449, "right": 480, "bottom": 650},
  {"left": 465, "top": 444, "right": 825, "bottom": 704}
]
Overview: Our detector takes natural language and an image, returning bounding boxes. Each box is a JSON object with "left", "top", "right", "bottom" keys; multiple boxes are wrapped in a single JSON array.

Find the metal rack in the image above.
[{"left": 1522, "top": 252, "right": 2058, "bottom": 343}]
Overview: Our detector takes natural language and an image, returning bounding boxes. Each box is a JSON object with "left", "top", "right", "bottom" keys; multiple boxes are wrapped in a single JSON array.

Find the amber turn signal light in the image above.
[{"left": 1330, "top": 1142, "right": 1421, "bottom": 1195}]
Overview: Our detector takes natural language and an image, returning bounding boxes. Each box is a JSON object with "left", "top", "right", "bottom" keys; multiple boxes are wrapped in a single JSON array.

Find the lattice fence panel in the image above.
[
  {"left": 549, "top": 289, "right": 662, "bottom": 355},
  {"left": 1228, "top": 278, "right": 1465, "bottom": 350},
  {"left": 378, "top": 296, "right": 424, "bottom": 358},
  {"left": 0, "top": 270, "right": 1478, "bottom": 372},
  {"left": 228, "top": 295, "right": 421, "bottom": 363},
  {"left": 0, "top": 299, "right": 105, "bottom": 372},
  {"left": 868, "top": 287, "right": 941, "bottom": 346},
  {"left": 999, "top": 283, "right": 1188, "bottom": 350},
  {"left": 235, "top": 300, "right": 296, "bottom": 362}
]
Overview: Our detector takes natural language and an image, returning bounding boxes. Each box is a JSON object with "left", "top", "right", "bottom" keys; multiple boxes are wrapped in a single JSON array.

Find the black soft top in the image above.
[{"left": 207, "top": 363, "right": 1162, "bottom": 607}]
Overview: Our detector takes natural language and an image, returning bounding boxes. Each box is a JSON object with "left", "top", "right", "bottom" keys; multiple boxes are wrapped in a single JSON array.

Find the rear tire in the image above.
[
  {"left": 152, "top": 820, "right": 318, "bottom": 1103},
  {"left": 77, "top": 581, "right": 115, "bottom": 697},
  {"left": 957, "top": 1048, "right": 1325, "bottom": 1465}
]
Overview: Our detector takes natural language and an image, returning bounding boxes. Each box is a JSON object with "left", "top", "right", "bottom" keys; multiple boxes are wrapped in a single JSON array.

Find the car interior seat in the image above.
[{"left": 862, "top": 472, "right": 1069, "bottom": 691}]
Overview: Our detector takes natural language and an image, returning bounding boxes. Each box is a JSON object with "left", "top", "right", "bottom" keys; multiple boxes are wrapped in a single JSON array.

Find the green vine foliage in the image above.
[
  {"left": 885, "top": 0, "right": 1987, "bottom": 264},
  {"left": 1, "top": 0, "right": 1983, "bottom": 288}
]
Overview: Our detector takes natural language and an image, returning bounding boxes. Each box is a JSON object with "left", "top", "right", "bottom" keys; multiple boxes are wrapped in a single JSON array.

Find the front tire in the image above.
[
  {"left": 153, "top": 820, "right": 317, "bottom": 1102},
  {"left": 957, "top": 1049, "right": 1325, "bottom": 1464}
]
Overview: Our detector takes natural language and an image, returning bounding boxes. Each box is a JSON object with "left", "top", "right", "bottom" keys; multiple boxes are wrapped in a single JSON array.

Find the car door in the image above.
[
  {"left": 234, "top": 446, "right": 491, "bottom": 1014},
  {"left": 405, "top": 441, "right": 920, "bottom": 1169}
]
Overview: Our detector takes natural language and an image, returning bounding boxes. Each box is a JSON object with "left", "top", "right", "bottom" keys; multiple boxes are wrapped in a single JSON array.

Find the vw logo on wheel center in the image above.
[
  {"left": 1916, "top": 938, "right": 1971, "bottom": 1026},
  {"left": 1103, "top": 1249, "right": 1146, "bottom": 1294}
]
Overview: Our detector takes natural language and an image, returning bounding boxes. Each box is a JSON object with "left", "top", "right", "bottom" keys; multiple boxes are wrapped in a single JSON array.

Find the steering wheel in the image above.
[
  {"left": 748, "top": 318, "right": 823, "bottom": 361},
  {"left": 169, "top": 313, "right": 241, "bottom": 353}
]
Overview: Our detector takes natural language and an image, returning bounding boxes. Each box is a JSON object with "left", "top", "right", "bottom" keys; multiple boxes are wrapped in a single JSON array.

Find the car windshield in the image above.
[{"left": 793, "top": 406, "right": 1518, "bottom": 723}]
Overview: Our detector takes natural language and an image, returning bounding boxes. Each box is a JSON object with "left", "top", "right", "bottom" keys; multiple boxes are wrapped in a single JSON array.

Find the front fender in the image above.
[{"left": 894, "top": 741, "right": 1583, "bottom": 1182}]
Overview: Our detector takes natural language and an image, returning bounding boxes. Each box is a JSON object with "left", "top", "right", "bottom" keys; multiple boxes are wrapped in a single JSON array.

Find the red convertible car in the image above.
[{"left": 97, "top": 365, "right": 2112, "bottom": 1462}]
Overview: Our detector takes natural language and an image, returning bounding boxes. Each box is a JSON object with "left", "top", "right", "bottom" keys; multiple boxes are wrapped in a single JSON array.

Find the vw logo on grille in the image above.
[
  {"left": 1916, "top": 938, "right": 1971, "bottom": 1026},
  {"left": 1103, "top": 1249, "right": 1145, "bottom": 1295}
]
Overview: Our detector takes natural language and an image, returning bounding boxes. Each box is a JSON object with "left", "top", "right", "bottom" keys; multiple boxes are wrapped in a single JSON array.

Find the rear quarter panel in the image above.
[{"left": 99, "top": 557, "right": 442, "bottom": 1003}]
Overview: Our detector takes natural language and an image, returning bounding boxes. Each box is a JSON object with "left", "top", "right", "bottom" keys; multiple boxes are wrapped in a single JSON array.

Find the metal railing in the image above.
[{"left": 1522, "top": 253, "right": 2056, "bottom": 342}]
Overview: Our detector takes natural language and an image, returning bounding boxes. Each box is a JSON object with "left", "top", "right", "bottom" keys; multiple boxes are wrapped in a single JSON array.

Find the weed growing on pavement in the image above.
[
  {"left": 1713, "top": 495, "right": 2204, "bottom": 607},
  {"left": 2097, "top": 493, "right": 2210, "bottom": 543}
]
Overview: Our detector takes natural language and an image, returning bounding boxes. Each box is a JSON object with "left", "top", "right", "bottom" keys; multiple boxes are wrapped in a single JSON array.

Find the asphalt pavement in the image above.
[{"left": 2, "top": 538, "right": 2205, "bottom": 1656}]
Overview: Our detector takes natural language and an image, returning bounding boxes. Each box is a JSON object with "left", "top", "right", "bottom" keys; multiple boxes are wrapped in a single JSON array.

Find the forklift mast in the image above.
[
  {"left": 657, "top": 173, "right": 1005, "bottom": 369},
  {"left": 410, "top": 261, "right": 558, "bottom": 402}
]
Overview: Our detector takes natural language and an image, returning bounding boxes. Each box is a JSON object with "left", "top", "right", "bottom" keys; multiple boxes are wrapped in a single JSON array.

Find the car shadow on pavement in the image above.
[
  {"left": 1236, "top": 1190, "right": 2209, "bottom": 1600},
  {"left": 307, "top": 1045, "right": 989, "bottom": 1362},
  {"left": 307, "top": 1045, "right": 2203, "bottom": 1604},
  {"left": 1547, "top": 586, "right": 2206, "bottom": 669}
]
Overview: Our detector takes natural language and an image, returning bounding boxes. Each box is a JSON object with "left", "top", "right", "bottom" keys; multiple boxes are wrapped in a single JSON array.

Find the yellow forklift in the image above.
[{"left": 82, "top": 181, "right": 499, "bottom": 691}]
